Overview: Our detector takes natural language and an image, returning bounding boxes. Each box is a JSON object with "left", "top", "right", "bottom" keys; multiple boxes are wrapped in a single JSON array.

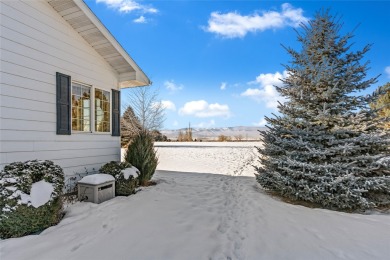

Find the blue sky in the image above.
[{"left": 86, "top": 0, "right": 390, "bottom": 130}]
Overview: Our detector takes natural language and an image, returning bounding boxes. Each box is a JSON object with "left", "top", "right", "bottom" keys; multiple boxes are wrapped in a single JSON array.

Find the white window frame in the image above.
[
  {"left": 71, "top": 81, "right": 112, "bottom": 134},
  {"left": 94, "top": 87, "right": 112, "bottom": 134},
  {"left": 71, "top": 81, "right": 92, "bottom": 133}
]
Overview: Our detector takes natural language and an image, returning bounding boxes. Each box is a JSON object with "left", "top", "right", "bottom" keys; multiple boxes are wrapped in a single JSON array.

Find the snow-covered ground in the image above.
[
  {"left": 155, "top": 141, "right": 262, "bottom": 177},
  {"left": 1, "top": 142, "right": 390, "bottom": 260}
]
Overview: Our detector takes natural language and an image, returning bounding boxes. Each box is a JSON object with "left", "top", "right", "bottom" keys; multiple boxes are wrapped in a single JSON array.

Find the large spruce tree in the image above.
[{"left": 256, "top": 10, "right": 390, "bottom": 210}]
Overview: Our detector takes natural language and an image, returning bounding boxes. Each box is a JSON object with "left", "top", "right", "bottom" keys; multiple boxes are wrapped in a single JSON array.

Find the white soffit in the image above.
[{"left": 47, "top": 0, "right": 151, "bottom": 88}]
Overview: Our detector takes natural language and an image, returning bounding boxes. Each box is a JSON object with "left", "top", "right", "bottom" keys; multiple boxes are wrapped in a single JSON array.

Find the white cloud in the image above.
[
  {"left": 205, "top": 3, "right": 308, "bottom": 38},
  {"left": 96, "top": 0, "right": 157, "bottom": 14},
  {"left": 179, "top": 100, "right": 230, "bottom": 118},
  {"left": 220, "top": 82, "right": 227, "bottom": 90},
  {"left": 385, "top": 66, "right": 390, "bottom": 78},
  {"left": 195, "top": 120, "right": 216, "bottom": 128},
  {"left": 241, "top": 71, "right": 287, "bottom": 109},
  {"left": 249, "top": 70, "right": 288, "bottom": 86},
  {"left": 164, "top": 80, "right": 184, "bottom": 93},
  {"left": 151, "top": 100, "right": 176, "bottom": 112},
  {"left": 253, "top": 118, "right": 267, "bottom": 127},
  {"left": 133, "top": 16, "right": 146, "bottom": 23},
  {"left": 160, "top": 100, "right": 176, "bottom": 111}
]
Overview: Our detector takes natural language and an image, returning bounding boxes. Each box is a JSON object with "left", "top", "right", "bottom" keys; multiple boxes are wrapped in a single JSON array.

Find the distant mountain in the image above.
[{"left": 161, "top": 126, "right": 265, "bottom": 141}]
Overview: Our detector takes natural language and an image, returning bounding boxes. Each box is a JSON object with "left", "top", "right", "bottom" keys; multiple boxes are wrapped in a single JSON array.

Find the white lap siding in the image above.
[{"left": 0, "top": 0, "right": 120, "bottom": 177}]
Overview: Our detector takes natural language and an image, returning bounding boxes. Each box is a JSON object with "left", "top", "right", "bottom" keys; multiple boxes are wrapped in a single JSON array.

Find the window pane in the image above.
[
  {"left": 95, "top": 89, "right": 102, "bottom": 100},
  {"left": 72, "top": 83, "right": 91, "bottom": 132},
  {"left": 103, "top": 90, "right": 110, "bottom": 101},
  {"left": 95, "top": 88, "right": 110, "bottom": 132},
  {"left": 72, "top": 119, "right": 82, "bottom": 131},
  {"left": 102, "top": 122, "right": 109, "bottom": 132},
  {"left": 103, "top": 101, "right": 109, "bottom": 112},
  {"left": 72, "top": 95, "right": 79, "bottom": 108},
  {"left": 78, "top": 119, "right": 83, "bottom": 131},
  {"left": 83, "top": 108, "right": 90, "bottom": 117},
  {"left": 95, "top": 120, "right": 102, "bottom": 132},
  {"left": 95, "top": 99, "right": 102, "bottom": 111},
  {"left": 82, "top": 119, "right": 90, "bottom": 132},
  {"left": 72, "top": 119, "right": 78, "bottom": 130},
  {"left": 82, "top": 87, "right": 90, "bottom": 98},
  {"left": 104, "top": 111, "right": 110, "bottom": 121},
  {"left": 73, "top": 85, "right": 81, "bottom": 96}
]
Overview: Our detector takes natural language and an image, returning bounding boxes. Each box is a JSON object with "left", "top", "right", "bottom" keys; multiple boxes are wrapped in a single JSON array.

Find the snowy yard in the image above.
[
  {"left": 1, "top": 142, "right": 390, "bottom": 260},
  {"left": 154, "top": 141, "right": 262, "bottom": 177}
]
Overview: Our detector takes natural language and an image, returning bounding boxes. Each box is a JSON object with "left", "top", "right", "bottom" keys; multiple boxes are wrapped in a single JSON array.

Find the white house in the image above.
[{"left": 0, "top": 0, "right": 150, "bottom": 179}]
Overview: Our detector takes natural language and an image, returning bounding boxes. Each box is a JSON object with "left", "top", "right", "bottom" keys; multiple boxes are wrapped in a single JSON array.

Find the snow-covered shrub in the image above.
[
  {"left": 100, "top": 161, "right": 139, "bottom": 196},
  {"left": 125, "top": 130, "right": 158, "bottom": 186},
  {"left": 0, "top": 160, "right": 64, "bottom": 239}
]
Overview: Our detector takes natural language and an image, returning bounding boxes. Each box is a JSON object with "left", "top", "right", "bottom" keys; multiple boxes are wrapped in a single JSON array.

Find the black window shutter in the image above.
[
  {"left": 56, "top": 72, "right": 71, "bottom": 135},
  {"left": 112, "top": 89, "right": 120, "bottom": 136}
]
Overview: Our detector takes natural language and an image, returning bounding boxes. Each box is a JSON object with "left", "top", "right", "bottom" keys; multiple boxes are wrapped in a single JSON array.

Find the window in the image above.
[
  {"left": 57, "top": 72, "right": 117, "bottom": 135},
  {"left": 95, "top": 88, "right": 110, "bottom": 132},
  {"left": 71, "top": 83, "right": 91, "bottom": 132}
]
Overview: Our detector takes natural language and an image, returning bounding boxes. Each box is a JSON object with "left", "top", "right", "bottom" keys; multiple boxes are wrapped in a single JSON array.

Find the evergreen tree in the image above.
[
  {"left": 370, "top": 82, "right": 390, "bottom": 129},
  {"left": 121, "top": 105, "right": 143, "bottom": 147},
  {"left": 125, "top": 130, "right": 158, "bottom": 186},
  {"left": 256, "top": 10, "right": 390, "bottom": 210}
]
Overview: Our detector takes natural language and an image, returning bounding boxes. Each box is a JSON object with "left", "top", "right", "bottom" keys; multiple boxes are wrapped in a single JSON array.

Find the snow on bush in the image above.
[
  {"left": 100, "top": 161, "right": 138, "bottom": 196},
  {"left": 122, "top": 167, "right": 140, "bottom": 180},
  {"left": 0, "top": 160, "right": 64, "bottom": 239}
]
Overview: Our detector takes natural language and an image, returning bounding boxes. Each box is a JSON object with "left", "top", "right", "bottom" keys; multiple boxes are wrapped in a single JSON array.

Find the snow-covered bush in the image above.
[
  {"left": 0, "top": 160, "right": 64, "bottom": 239},
  {"left": 100, "top": 161, "right": 139, "bottom": 196},
  {"left": 125, "top": 130, "right": 158, "bottom": 186}
]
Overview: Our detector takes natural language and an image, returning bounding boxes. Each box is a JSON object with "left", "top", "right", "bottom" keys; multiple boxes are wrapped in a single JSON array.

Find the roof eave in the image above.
[
  {"left": 48, "top": 0, "right": 151, "bottom": 88},
  {"left": 118, "top": 71, "right": 152, "bottom": 88}
]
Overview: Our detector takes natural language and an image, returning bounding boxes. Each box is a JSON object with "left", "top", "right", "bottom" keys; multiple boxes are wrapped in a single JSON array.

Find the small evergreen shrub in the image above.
[
  {"left": 99, "top": 161, "right": 138, "bottom": 196},
  {"left": 125, "top": 130, "right": 158, "bottom": 186},
  {"left": 0, "top": 160, "right": 64, "bottom": 239}
]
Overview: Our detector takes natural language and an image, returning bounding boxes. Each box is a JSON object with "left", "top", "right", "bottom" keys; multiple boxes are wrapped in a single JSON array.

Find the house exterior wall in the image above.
[{"left": 0, "top": 0, "right": 121, "bottom": 178}]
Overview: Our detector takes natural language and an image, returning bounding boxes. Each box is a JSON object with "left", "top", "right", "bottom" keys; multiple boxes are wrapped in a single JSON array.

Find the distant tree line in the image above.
[{"left": 176, "top": 123, "right": 193, "bottom": 142}]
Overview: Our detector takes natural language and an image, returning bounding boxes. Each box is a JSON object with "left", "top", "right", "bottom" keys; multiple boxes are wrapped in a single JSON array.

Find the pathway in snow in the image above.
[{"left": 1, "top": 143, "right": 390, "bottom": 259}]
